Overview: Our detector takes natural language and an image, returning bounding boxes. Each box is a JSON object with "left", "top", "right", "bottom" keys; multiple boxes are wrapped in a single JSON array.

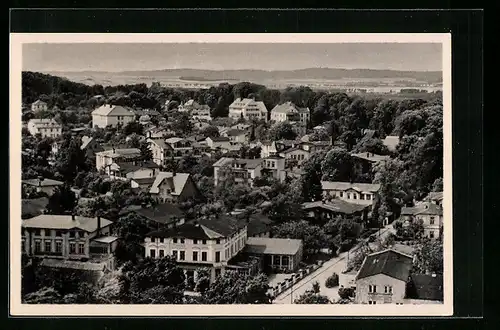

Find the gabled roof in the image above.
[
  {"left": 401, "top": 202, "right": 443, "bottom": 216},
  {"left": 407, "top": 274, "right": 444, "bottom": 301},
  {"left": 245, "top": 237, "right": 303, "bottom": 255},
  {"left": 92, "top": 105, "right": 135, "bottom": 116},
  {"left": 22, "top": 178, "right": 63, "bottom": 187},
  {"left": 165, "top": 137, "right": 186, "bottom": 145},
  {"left": 351, "top": 152, "right": 391, "bottom": 163},
  {"left": 81, "top": 136, "right": 100, "bottom": 150},
  {"left": 112, "top": 160, "right": 159, "bottom": 174},
  {"left": 22, "top": 215, "right": 112, "bottom": 232},
  {"left": 230, "top": 98, "right": 267, "bottom": 112},
  {"left": 131, "top": 177, "right": 156, "bottom": 186},
  {"left": 246, "top": 213, "right": 274, "bottom": 237},
  {"left": 149, "top": 172, "right": 191, "bottom": 195},
  {"left": 32, "top": 100, "right": 47, "bottom": 105},
  {"left": 208, "top": 136, "right": 230, "bottom": 142},
  {"left": 302, "top": 200, "right": 368, "bottom": 215},
  {"left": 28, "top": 118, "right": 61, "bottom": 126},
  {"left": 121, "top": 203, "right": 184, "bottom": 224},
  {"left": 321, "top": 181, "right": 381, "bottom": 193},
  {"left": 271, "top": 101, "right": 310, "bottom": 114},
  {"left": 148, "top": 137, "right": 168, "bottom": 149},
  {"left": 225, "top": 128, "right": 247, "bottom": 137},
  {"left": 355, "top": 249, "right": 414, "bottom": 282}
]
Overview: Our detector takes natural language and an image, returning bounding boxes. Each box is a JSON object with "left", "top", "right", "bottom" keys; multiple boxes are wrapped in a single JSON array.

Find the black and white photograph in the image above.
[{"left": 10, "top": 33, "right": 452, "bottom": 316}]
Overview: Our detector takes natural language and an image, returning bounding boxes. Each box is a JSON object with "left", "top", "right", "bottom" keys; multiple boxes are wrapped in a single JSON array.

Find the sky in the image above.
[{"left": 23, "top": 43, "right": 442, "bottom": 72}]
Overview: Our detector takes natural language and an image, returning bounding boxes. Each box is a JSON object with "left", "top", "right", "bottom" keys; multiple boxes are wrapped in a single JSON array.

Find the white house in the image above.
[
  {"left": 91, "top": 105, "right": 135, "bottom": 128},
  {"left": 213, "top": 157, "right": 263, "bottom": 186},
  {"left": 228, "top": 98, "right": 268, "bottom": 122},
  {"left": 221, "top": 128, "right": 249, "bottom": 144},
  {"left": 400, "top": 202, "right": 443, "bottom": 240},
  {"left": 95, "top": 148, "right": 141, "bottom": 172},
  {"left": 270, "top": 101, "right": 310, "bottom": 125},
  {"left": 321, "top": 181, "right": 381, "bottom": 206},
  {"left": 206, "top": 136, "right": 231, "bottom": 150},
  {"left": 31, "top": 100, "right": 48, "bottom": 113},
  {"left": 27, "top": 119, "right": 62, "bottom": 138}
]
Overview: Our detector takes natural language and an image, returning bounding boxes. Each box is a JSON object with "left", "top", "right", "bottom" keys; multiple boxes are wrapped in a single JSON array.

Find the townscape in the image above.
[{"left": 20, "top": 65, "right": 444, "bottom": 305}]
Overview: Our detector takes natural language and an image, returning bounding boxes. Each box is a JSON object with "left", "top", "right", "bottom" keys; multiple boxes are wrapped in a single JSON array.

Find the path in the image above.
[{"left": 272, "top": 225, "right": 394, "bottom": 304}]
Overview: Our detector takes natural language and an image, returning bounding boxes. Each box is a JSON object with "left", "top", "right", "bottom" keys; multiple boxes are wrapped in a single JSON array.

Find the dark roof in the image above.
[
  {"left": 209, "top": 136, "right": 230, "bottom": 142},
  {"left": 244, "top": 237, "right": 303, "bottom": 255},
  {"left": 246, "top": 213, "right": 274, "bottom": 236},
  {"left": 407, "top": 274, "right": 444, "bottom": 301},
  {"left": 22, "top": 178, "right": 63, "bottom": 187},
  {"left": 131, "top": 177, "right": 156, "bottom": 186},
  {"left": 356, "top": 249, "right": 414, "bottom": 282},
  {"left": 198, "top": 215, "right": 247, "bottom": 237},
  {"left": 148, "top": 223, "right": 210, "bottom": 240},
  {"left": 401, "top": 202, "right": 443, "bottom": 216},
  {"left": 122, "top": 203, "right": 184, "bottom": 224},
  {"left": 22, "top": 197, "right": 49, "bottom": 219},
  {"left": 114, "top": 160, "right": 159, "bottom": 174}
]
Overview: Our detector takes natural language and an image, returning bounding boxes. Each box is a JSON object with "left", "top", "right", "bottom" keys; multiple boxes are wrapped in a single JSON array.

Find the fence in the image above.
[{"left": 268, "top": 263, "right": 321, "bottom": 299}]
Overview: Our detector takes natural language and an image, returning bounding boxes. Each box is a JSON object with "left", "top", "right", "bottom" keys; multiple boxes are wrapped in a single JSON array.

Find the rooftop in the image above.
[
  {"left": 407, "top": 274, "right": 444, "bottom": 301},
  {"left": 302, "top": 200, "right": 369, "bottom": 215},
  {"left": 22, "top": 214, "right": 112, "bottom": 232},
  {"left": 355, "top": 249, "right": 414, "bottom": 282},
  {"left": 92, "top": 104, "right": 135, "bottom": 116},
  {"left": 149, "top": 172, "right": 192, "bottom": 196},
  {"left": 22, "top": 178, "right": 63, "bottom": 187},
  {"left": 92, "top": 236, "right": 120, "bottom": 244},
  {"left": 321, "top": 181, "right": 381, "bottom": 193},
  {"left": 95, "top": 148, "right": 141, "bottom": 158},
  {"left": 271, "top": 101, "right": 310, "bottom": 114},
  {"left": 245, "top": 237, "right": 303, "bottom": 256},
  {"left": 351, "top": 152, "right": 391, "bottom": 163},
  {"left": 213, "top": 157, "right": 263, "bottom": 169},
  {"left": 121, "top": 203, "right": 184, "bottom": 224},
  {"left": 208, "top": 136, "right": 231, "bottom": 142},
  {"left": 225, "top": 128, "right": 247, "bottom": 137},
  {"left": 39, "top": 258, "right": 108, "bottom": 272},
  {"left": 401, "top": 202, "right": 443, "bottom": 216}
]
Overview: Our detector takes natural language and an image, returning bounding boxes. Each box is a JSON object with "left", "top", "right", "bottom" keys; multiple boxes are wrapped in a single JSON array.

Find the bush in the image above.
[
  {"left": 325, "top": 273, "right": 339, "bottom": 288},
  {"left": 338, "top": 287, "right": 355, "bottom": 299}
]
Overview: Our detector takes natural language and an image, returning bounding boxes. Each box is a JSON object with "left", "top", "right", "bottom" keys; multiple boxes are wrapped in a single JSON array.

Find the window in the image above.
[
  {"left": 281, "top": 256, "right": 289, "bottom": 267},
  {"left": 202, "top": 239, "right": 207, "bottom": 245},
  {"left": 55, "top": 241, "right": 62, "bottom": 253},
  {"left": 369, "top": 285, "right": 377, "bottom": 293},
  {"left": 34, "top": 229, "right": 41, "bottom": 236},
  {"left": 159, "top": 249, "right": 165, "bottom": 258},
  {"left": 35, "top": 241, "right": 41, "bottom": 253},
  {"left": 215, "top": 251, "right": 221, "bottom": 262},
  {"left": 429, "top": 231, "right": 435, "bottom": 239},
  {"left": 172, "top": 250, "right": 178, "bottom": 259},
  {"left": 193, "top": 239, "right": 198, "bottom": 245},
  {"left": 69, "top": 231, "right": 76, "bottom": 238},
  {"left": 70, "top": 242, "right": 76, "bottom": 254},
  {"left": 180, "top": 238, "right": 185, "bottom": 244},
  {"left": 366, "top": 194, "right": 372, "bottom": 201},
  {"left": 368, "top": 301, "right": 376, "bottom": 305},
  {"left": 430, "top": 217, "right": 435, "bottom": 225},
  {"left": 159, "top": 237, "right": 164, "bottom": 243},
  {"left": 173, "top": 238, "right": 178, "bottom": 243},
  {"left": 55, "top": 230, "right": 62, "bottom": 237},
  {"left": 339, "top": 192, "right": 343, "bottom": 198},
  {"left": 79, "top": 231, "right": 85, "bottom": 238},
  {"left": 180, "top": 251, "right": 185, "bottom": 260},
  {"left": 216, "top": 239, "right": 221, "bottom": 244},
  {"left": 78, "top": 243, "right": 85, "bottom": 254},
  {"left": 150, "top": 249, "right": 156, "bottom": 258},
  {"left": 353, "top": 194, "right": 357, "bottom": 200},
  {"left": 347, "top": 193, "right": 351, "bottom": 199},
  {"left": 360, "top": 194, "right": 365, "bottom": 200},
  {"left": 44, "top": 240, "right": 52, "bottom": 252},
  {"left": 384, "top": 286, "right": 393, "bottom": 294},
  {"left": 202, "top": 252, "right": 207, "bottom": 261},
  {"left": 192, "top": 251, "right": 198, "bottom": 261}
]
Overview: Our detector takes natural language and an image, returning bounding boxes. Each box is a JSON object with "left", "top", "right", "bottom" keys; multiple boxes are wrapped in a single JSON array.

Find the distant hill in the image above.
[{"left": 47, "top": 68, "right": 442, "bottom": 84}]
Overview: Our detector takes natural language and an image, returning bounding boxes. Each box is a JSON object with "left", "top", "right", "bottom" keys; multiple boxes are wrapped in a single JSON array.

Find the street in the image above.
[{"left": 272, "top": 225, "right": 394, "bottom": 304}]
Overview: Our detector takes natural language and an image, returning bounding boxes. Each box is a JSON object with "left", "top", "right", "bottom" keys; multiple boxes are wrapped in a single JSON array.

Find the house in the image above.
[
  {"left": 132, "top": 109, "right": 161, "bottom": 121},
  {"left": 404, "top": 274, "right": 444, "bottom": 304},
  {"left": 165, "top": 137, "right": 195, "bottom": 158},
  {"left": 400, "top": 202, "right": 443, "bottom": 240},
  {"left": 222, "top": 128, "right": 249, "bottom": 144},
  {"left": 261, "top": 140, "right": 299, "bottom": 158},
  {"left": 148, "top": 138, "right": 170, "bottom": 167},
  {"left": 27, "top": 119, "right": 62, "bottom": 138},
  {"left": 270, "top": 101, "right": 310, "bottom": 125},
  {"left": 192, "top": 119, "right": 211, "bottom": 131},
  {"left": 302, "top": 200, "right": 370, "bottom": 225},
  {"left": 145, "top": 127, "right": 172, "bottom": 139},
  {"left": 81, "top": 136, "right": 104, "bottom": 159},
  {"left": 149, "top": 171, "right": 201, "bottom": 203},
  {"left": 354, "top": 249, "right": 414, "bottom": 304},
  {"left": 31, "top": 100, "right": 48, "bottom": 112},
  {"left": 245, "top": 213, "right": 273, "bottom": 238},
  {"left": 206, "top": 136, "right": 231, "bottom": 150},
  {"left": 95, "top": 148, "right": 141, "bottom": 173},
  {"left": 299, "top": 140, "right": 332, "bottom": 154},
  {"left": 321, "top": 181, "right": 381, "bottom": 206},
  {"left": 213, "top": 157, "right": 263, "bottom": 186},
  {"left": 22, "top": 214, "right": 118, "bottom": 270},
  {"left": 425, "top": 191, "right": 443, "bottom": 207},
  {"left": 279, "top": 147, "right": 310, "bottom": 166},
  {"left": 91, "top": 104, "right": 135, "bottom": 128},
  {"left": 130, "top": 177, "right": 157, "bottom": 191},
  {"left": 178, "top": 99, "right": 200, "bottom": 112},
  {"left": 261, "top": 156, "right": 287, "bottom": 182},
  {"left": 107, "top": 160, "right": 159, "bottom": 180},
  {"left": 244, "top": 237, "right": 303, "bottom": 272},
  {"left": 22, "top": 197, "right": 49, "bottom": 219},
  {"left": 351, "top": 152, "right": 390, "bottom": 165},
  {"left": 383, "top": 136, "right": 400, "bottom": 152},
  {"left": 119, "top": 202, "right": 185, "bottom": 229},
  {"left": 231, "top": 123, "right": 253, "bottom": 133},
  {"left": 289, "top": 121, "right": 307, "bottom": 136},
  {"left": 144, "top": 215, "right": 251, "bottom": 283},
  {"left": 22, "top": 177, "right": 64, "bottom": 196},
  {"left": 191, "top": 106, "right": 212, "bottom": 121},
  {"left": 228, "top": 98, "right": 268, "bottom": 122}
]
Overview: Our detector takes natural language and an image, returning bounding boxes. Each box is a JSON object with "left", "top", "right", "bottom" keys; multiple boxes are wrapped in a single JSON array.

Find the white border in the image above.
[{"left": 10, "top": 33, "right": 452, "bottom": 316}]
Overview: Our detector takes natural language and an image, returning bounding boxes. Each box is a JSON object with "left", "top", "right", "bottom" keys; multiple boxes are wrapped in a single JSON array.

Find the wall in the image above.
[
  {"left": 355, "top": 274, "right": 406, "bottom": 304},
  {"left": 324, "top": 189, "right": 377, "bottom": 206}
]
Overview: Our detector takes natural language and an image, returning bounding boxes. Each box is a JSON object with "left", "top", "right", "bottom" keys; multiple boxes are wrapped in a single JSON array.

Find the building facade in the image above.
[
  {"left": 27, "top": 119, "right": 62, "bottom": 138},
  {"left": 321, "top": 182, "right": 381, "bottom": 206},
  {"left": 31, "top": 100, "right": 48, "bottom": 113},
  {"left": 91, "top": 105, "right": 135, "bottom": 128},
  {"left": 400, "top": 202, "right": 443, "bottom": 240},
  {"left": 213, "top": 157, "right": 263, "bottom": 186},
  {"left": 228, "top": 98, "right": 268, "bottom": 122},
  {"left": 270, "top": 101, "right": 310, "bottom": 125},
  {"left": 95, "top": 148, "right": 141, "bottom": 172},
  {"left": 149, "top": 171, "right": 201, "bottom": 203}
]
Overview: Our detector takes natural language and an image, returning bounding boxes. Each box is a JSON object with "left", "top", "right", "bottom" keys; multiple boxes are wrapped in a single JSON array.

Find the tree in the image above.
[
  {"left": 55, "top": 135, "right": 89, "bottom": 183},
  {"left": 294, "top": 286, "right": 331, "bottom": 304},
  {"left": 300, "top": 152, "right": 325, "bottom": 202},
  {"left": 122, "top": 121, "right": 144, "bottom": 136},
  {"left": 46, "top": 184, "right": 77, "bottom": 215},
  {"left": 321, "top": 147, "right": 355, "bottom": 182},
  {"left": 200, "top": 125, "right": 220, "bottom": 138},
  {"left": 23, "top": 287, "right": 63, "bottom": 304},
  {"left": 268, "top": 122, "right": 297, "bottom": 141},
  {"left": 273, "top": 220, "right": 328, "bottom": 256},
  {"left": 338, "top": 287, "right": 355, "bottom": 300},
  {"left": 432, "top": 178, "right": 443, "bottom": 192},
  {"left": 325, "top": 273, "right": 339, "bottom": 288},
  {"left": 413, "top": 240, "right": 443, "bottom": 275},
  {"left": 138, "top": 141, "right": 153, "bottom": 162},
  {"left": 201, "top": 272, "right": 271, "bottom": 304}
]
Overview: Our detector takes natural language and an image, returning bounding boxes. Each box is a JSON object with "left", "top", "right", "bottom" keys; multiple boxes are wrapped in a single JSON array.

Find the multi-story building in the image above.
[
  {"left": 270, "top": 101, "right": 310, "bottom": 125},
  {"left": 164, "top": 137, "right": 196, "bottom": 158},
  {"left": 261, "top": 155, "right": 287, "bottom": 182},
  {"left": 91, "top": 104, "right": 135, "bottom": 128},
  {"left": 191, "top": 106, "right": 212, "bottom": 121},
  {"left": 148, "top": 138, "right": 170, "bottom": 167},
  {"left": 27, "top": 119, "right": 62, "bottom": 138},
  {"left": 400, "top": 202, "right": 443, "bottom": 240},
  {"left": 206, "top": 136, "right": 231, "bottom": 150},
  {"left": 213, "top": 157, "right": 263, "bottom": 186},
  {"left": 107, "top": 160, "right": 160, "bottom": 181},
  {"left": 228, "top": 98, "right": 268, "bottom": 122},
  {"left": 149, "top": 171, "right": 202, "bottom": 203},
  {"left": 31, "top": 100, "right": 48, "bottom": 113},
  {"left": 22, "top": 214, "right": 118, "bottom": 270},
  {"left": 95, "top": 148, "right": 141, "bottom": 173},
  {"left": 321, "top": 182, "right": 381, "bottom": 206},
  {"left": 221, "top": 128, "right": 249, "bottom": 144}
]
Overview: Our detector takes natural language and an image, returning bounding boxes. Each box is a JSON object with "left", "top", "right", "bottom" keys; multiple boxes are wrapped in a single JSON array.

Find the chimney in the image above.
[
  {"left": 71, "top": 214, "right": 75, "bottom": 221},
  {"left": 97, "top": 216, "right": 101, "bottom": 236}
]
